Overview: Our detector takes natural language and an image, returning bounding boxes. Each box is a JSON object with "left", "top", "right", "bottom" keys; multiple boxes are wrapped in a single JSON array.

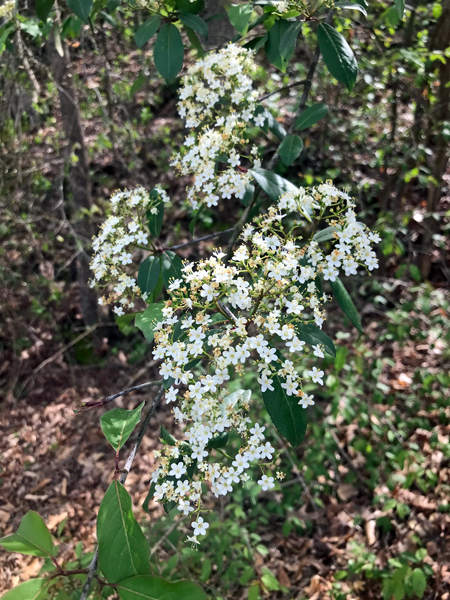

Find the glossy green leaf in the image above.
[
  {"left": 179, "top": 13, "right": 208, "bottom": 37},
  {"left": 241, "top": 183, "right": 255, "bottom": 207},
  {"left": 334, "top": 2, "right": 367, "bottom": 16},
  {"left": 161, "top": 424, "right": 176, "bottom": 446},
  {"left": 294, "top": 323, "right": 336, "bottom": 357},
  {"left": 135, "top": 302, "right": 165, "bottom": 342},
  {"left": 160, "top": 251, "right": 183, "bottom": 288},
  {"left": 265, "top": 109, "right": 286, "bottom": 140},
  {"left": 97, "top": 481, "right": 151, "bottom": 584},
  {"left": 312, "top": 225, "right": 337, "bottom": 242},
  {"left": 278, "top": 134, "right": 303, "bottom": 166},
  {"left": 117, "top": 574, "right": 207, "bottom": 600},
  {"left": 206, "top": 432, "right": 229, "bottom": 449},
  {"left": 265, "top": 20, "right": 295, "bottom": 71},
  {"left": 138, "top": 256, "right": 160, "bottom": 297},
  {"left": 317, "top": 23, "right": 357, "bottom": 91},
  {"left": 262, "top": 368, "right": 307, "bottom": 447},
  {"left": 279, "top": 20, "right": 302, "bottom": 59},
  {"left": 184, "top": 26, "right": 204, "bottom": 56},
  {"left": 134, "top": 15, "right": 161, "bottom": 48},
  {"left": 0, "top": 512, "right": 54, "bottom": 557},
  {"left": 412, "top": 569, "right": 426, "bottom": 599},
  {"left": 394, "top": 0, "right": 404, "bottom": 19},
  {"left": 251, "top": 167, "right": 298, "bottom": 200},
  {"left": 154, "top": 23, "right": 184, "bottom": 82},
  {"left": 146, "top": 194, "right": 164, "bottom": 238},
  {"left": 100, "top": 402, "right": 144, "bottom": 452},
  {"left": 330, "top": 278, "right": 363, "bottom": 334},
  {"left": 295, "top": 103, "right": 328, "bottom": 130},
  {"left": 36, "top": 0, "right": 54, "bottom": 21},
  {"left": 0, "top": 578, "right": 51, "bottom": 600},
  {"left": 66, "top": 0, "right": 92, "bottom": 23},
  {"left": 228, "top": 3, "right": 253, "bottom": 36}
]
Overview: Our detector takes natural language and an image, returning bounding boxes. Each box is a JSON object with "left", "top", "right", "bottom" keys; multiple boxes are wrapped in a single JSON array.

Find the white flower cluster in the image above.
[
  {"left": 149, "top": 183, "right": 379, "bottom": 543},
  {"left": 171, "top": 44, "right": 265, "bottom": 211},
  {"left": 90, "top": 186, "right": 170, "bottom": 315},
  {"left": 0, "top": 0, "right": 15, "bottom": 18}
]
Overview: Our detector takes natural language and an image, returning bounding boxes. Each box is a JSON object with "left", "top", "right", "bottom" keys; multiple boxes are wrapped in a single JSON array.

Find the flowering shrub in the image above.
[
  {"left": 0, "top": 5, "right": 386, "bottom": 597},
  {"left": 147, "top": 182, "right": 379, "bottom": 543},
  {"left": 85, "top": 45, "right": 380, "bottom": 546}
]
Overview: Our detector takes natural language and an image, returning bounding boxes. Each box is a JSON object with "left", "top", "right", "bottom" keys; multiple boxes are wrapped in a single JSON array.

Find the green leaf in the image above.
[
  {"left": 116, "top": 574, "right": 207, "bottom": 600},
  {"left": 100, "top": 402, "right": 144, "bottom": 452},
  {"left": 278, "top": 134, "right": 303, "bottom": 166},
  {"left": 394, "top": 0, "right": 404, "bottom": 19},
  {"left": 0, "top": 512, "right": 54, "bottom": 557},
  {"left": 184, "top": 26, "right": 204, "bottom": 56},
  {"left": 334, "top": 2, "right": 367, "bottom": 16},
  {"left": 138, "top": 256, "right": 160, "bottom": 297},
  {"left": 36, "top": 0, "right": 54, "bottom": 20},
  {"left": 295, "top": 103, "right": 328, "bottom": 130},
  {"left": 160, "top": 251, "right": 183, "bottom": 288},
  {"left": 160, "top": 424, "right": 177, "bottom": 446},
  {"left": 294, "top": 323, "right": 336, "bottom": 357},
  {"left": 262, "top": 367, "right": 308, "bottom": 447},
  {"left": 206, "top": 432, "right": 229, "bottom": 449},
  {"left": 134, "top": 15, "right": 161, "bottom": 48},
  {"left": 412, "top": 569, "right": 426, "bottom": 599},
  {"left": 312, "top": 225, "right": 337, "bottom": 242},
  {"left": 66, "top": 0, "right": 92, "bottom": 23},
  {"left": 154, "top": 23, "right": 184, "bottom": 82},
  {"left": 116, "top": 312, "right": 139, "bottom": 332},
  {"left": 228, "top": 3, "right": 253, "bottom": 36},
  {"left": 330, "top": 278, "right": 363, "bottom": 334},
  {"left": 135, "top": 302, "right": 165, "bottom": 342},
  {"left": 265, "top": 109, "right": 287, "bottom": 140},
  {"left": 146, "top": 190, "right": 164, "bottom": 238},
  {"left": 130, "top": 71, "right": 146, "bottom": 97},
  {"left": 179, "top": 13, "right": 208, "bottom": 37},
  {"left": 251, "top": 167, "right": 297, "bottom": 200},
  {"left": 265, "top": 20, "right": 295, "bottom": 72},
  {"left": 409, "top": 264, "right": 421, "bottom": 282},
  {"left": 317, "top": 23, "right": 357, "bottom": 92},
  {"left": 279, "top": 20, "right": 302, "bottom": 59},
  {"left": 241, "top": 183, "right": 255, "bottom": 207},
  {"left": 0, "top": 578, "right": 51, "bottom": 600},
  {"left": 97, "top": 481, "right": 151, "bottom": 584}
]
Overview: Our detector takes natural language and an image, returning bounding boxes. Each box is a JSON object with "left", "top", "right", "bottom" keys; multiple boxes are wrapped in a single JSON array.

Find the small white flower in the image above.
[
  {"left": 258, "top": 474, "right": 275, "bottom": 491},
  {"left": 306, "top": 366, "right": 325, "bottom": 385},
  {"left": 169, "top": 462, "right": 187, "bottom": 479},
  {"left": 192, "top": 516, "right": 209, "bottom": 536}
]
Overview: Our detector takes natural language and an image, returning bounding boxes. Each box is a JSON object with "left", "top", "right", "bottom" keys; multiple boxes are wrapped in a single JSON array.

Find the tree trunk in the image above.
[
  {"left": 202, "top": 0, "right": 235, "bottom": 49},
  {"left": 48, "top": 33, "right": 98, "bottom": 326},
  {"left": 420, "top": 0, "right": 450, "bottom": 279}
]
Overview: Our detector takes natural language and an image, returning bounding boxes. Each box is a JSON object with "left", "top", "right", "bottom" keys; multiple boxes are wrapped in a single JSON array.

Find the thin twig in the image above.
[
  {"left": 80, "top": 384, "right": 165, "bottom": 600},
  {"left": 18, "top": 325, "right": 98, "bottom": 398},
  {"left": 272, "top": 431, "right": 321, "bottom": 513},
  {"left": 258, "top": 79, "right": 307, "bottom": 102},
  {"left": 81, "top": 380, "right": 163, "bottom": 409},
  {"left": 329, "top": 430, "right": 372, "bottom": 494},
  {"left": 162, "top": 228, "right": 234, "bottom": 252},
  {"left": 119, "top": 384, "right": 165, "bottom": 483}
]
